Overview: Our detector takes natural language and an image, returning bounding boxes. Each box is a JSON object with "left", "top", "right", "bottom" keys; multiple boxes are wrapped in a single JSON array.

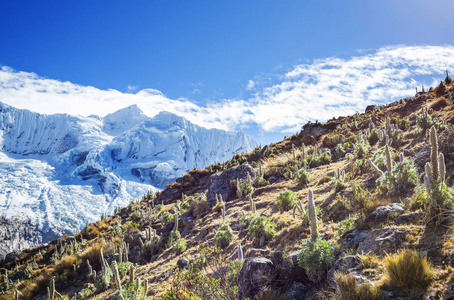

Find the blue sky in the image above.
[{"left": 1, "top": 1, "right": 454, "bottom": 144}]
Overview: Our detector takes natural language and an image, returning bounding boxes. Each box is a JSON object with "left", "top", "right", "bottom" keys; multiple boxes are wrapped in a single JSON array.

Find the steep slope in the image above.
[{"left": 0, "top": 102, "right": 257, "bottom": 257}]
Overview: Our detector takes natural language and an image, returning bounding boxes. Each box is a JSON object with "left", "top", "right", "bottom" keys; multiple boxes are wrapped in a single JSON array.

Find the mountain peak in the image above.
[{"left": 103, "top": 104, "right": 149, "bottom": 134}]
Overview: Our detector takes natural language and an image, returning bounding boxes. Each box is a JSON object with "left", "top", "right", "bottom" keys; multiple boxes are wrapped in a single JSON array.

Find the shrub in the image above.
[
  {"left": 353, "top": 141, "right": 370, "bottom": 159},
  {"left": 161, "top": 212, "right": 174, "bottom": 225},
  {"left": 117, "top": 262, "right": 133, "bottom": 279},
  {"left": 376, "top": 160, "right": 419, "bottom": 196},
  {"left": 214, "top": 222, "right": 233, "bottom": 249},
  {"left": 173, "top": 238, "right": 187, "bottom": 254},
  {"left": 276, "top": 190, "right": 298, "bottom": 211},
  {"left": 351, "top": 158, "right": 371, "bottom": 177},
  {"left": 227, "top": 259, "right": 244, "bottom": 285},
  {"left": 141, "top": 240, "right": 156, "bottom": 262},
  {"left": 417, "top": 111, "right": 435, "bottom": 131},
  {"left": 297, "top": 237, "right": 334, "bottom": 282},
  {"left": 238, "top": 212, "right": 257, "bottom": 226},
  {"left": 318, "top": 175, "right": 332, "bottom": 185},
  {"left": 295, "top": 168, "right": 310, "bottom": 185},
  {"left": 322, "top": 133, "right": 344, "bottom": 148},
  {"left": 332, "top": 178, "right": 347, "bottom": 192},
  {"left": 95, "top": 264, "right": 113, "bottom": 290},
  {"left": 368, "top": 128, "right": 379, "bottom": 145},
  {"left": 424, "top": 180, "right": 454, "bottom": 223},
  {"left": 335, "top": 218, "right": 356, "bottom": 237},
  {"left": 384, "top": 249, "right": 434, "bottom": 289},
  {"left": 248, "top": 216, "right": 276, "bottom": 245},
  {"left": 78, "top": 288, "right": 94, "bottom": 298},
  {"left": 335, "top": 273, "right": 385, "bottom": 300},
  {"left": 333, "top": 143, "right": 347, "bottom": 159},
  {"left": 310, "top": 152, "right": 332, "bottom": 168},
  {"left": 371, "top": 146, "right": 395, "bottom": 172},
  {"left": 346, "top": 135, "right": 358, "bottom": 147},
  {"left": 55, "top": 255, "right": 80, "bottom": 275},
  {"left": 253, "top": 176, "right": 270, "bottom": 187}
]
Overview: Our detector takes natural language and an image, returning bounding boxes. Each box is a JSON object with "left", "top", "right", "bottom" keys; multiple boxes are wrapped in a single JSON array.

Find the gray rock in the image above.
[
  {"left": 177, "top": 258, "right": 190, "bottom": 270},
  {"left": 134, "top": 231, "right": 147, "bottom": 242},
  {"left": 365, "top": 203, "right": 406, "bottom": 224},
  {"left": 289, "top": 249, "right": 306, "bottom": 282},
  {"left": 415, "top": 145, "right": 430, "bottom": 168},
  {"left": 207, "top": 164, "right": 255, "bottom": 203},
  {"left": 238, "top": 257, "right": 275, "bottom": 299},
  {"left": 285, "top": 282, "right": 308, "bottom": 300},
  {"left": 341, "top": 230, "right": 370, "bottom": 247},
  {"left": 357, "top": 228, "right": 409, "bottom": 255},
  {"left": 394, "top": 212, "right": 422, "bottom": 225},
  {"left": 327, "top": 255, "right": 363, "bottom": 287},
  {"left": 268, "top": 251, "right": 293, "bottom": 283}
]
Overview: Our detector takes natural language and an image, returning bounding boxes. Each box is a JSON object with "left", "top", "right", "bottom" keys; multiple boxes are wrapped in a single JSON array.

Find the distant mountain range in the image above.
[{"left": 0, "top": 102, "right": 257, "bottom": 257}]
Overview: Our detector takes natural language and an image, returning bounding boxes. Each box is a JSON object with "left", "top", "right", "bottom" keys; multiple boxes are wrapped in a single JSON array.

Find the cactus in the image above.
[
  {"left": 248, "top": 194, "right": 253, "bottom": 211},
  {"left": 308, "top": 189, "right": 318, "bottom": 240},
  {"left": 253, "top": 201, "right": 257, "bottom": 214},
  {"left": 15, "top": 289, "right": 19, "bottom": 300},
  {"left": 385, "top": 144, "right": 392, "bottom": 171},
  {"left": 292, "top": 143, "right": 296, "bottom": 160},
  {"left": 247, "top": 172, "right": 252, "bottom": 186},
  {"left": 399, "top": 153, "right": 404, "bottom": 163},
  {"left": 293, "top": 199, "right": 305, "bottom": 219},
  {"left": 425, "top": 162, "right": 432, "bottom": 179},
  {"left": 369, "top": 159, "right": 384, "bottom": 176},
  {"left": 112, "top": 261, "right": 122, "bottom": 291},
  {"left": 238, "top": 244, "right": 243, "bottom": 261},
  {"left": 48, "top": 276, "right": 55, "bottom": 300},
  {"left": 430, "top": 126, "right": 439, "bottom": 180},
  {"left": 143, "top": 279, "right": 149, "bottom": 297},
  {"left": 424, "top": 175, "right": 432, "bottom": 194},
  {"left": 439, "top": 152, "right": 446, "bottom": 184},
  {"left": 301, "top": 143, "right": 306, "bottom": 161},
  {"left": 100, "top": 247, "right": 105, "bottom": 269},
  {"left": 135, "top": 278, "right": 141, "bottom": 294},
  {"left": 129, "top": 264, "right": 135, "bottom": 283},
  {"left": 221, "top": 207, "right": 225, "bottom": 222},
  {"left": 174, "top": 212, "right": 179, "bottom": 232},
  {"left": 236, "top": 178, "right": 242, "bottom": 198}
]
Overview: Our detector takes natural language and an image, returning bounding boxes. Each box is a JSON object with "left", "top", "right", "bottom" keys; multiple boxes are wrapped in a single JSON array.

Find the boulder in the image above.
[
  {"left": 177, "top": 258, "right": 190, "bottom": 270},
  {"left": 289, "top": 249, "right": 307, "bottom": 282},
  {"left": 207, "top": 164, "right": 255, "bottom": 203},
  {"left": 365, "top": 203, "right": 406, "bottom": 225},
  {"left": 394, "top": 212, "right": 422, "bottom": 225},
  {"left": 238, "top": 257, "right": 275, "bottom": 299},
  {"left": 285, "top": 282, "right": 308, "bottom": 300},
  {"left": 268, "top": 251, "right": 293, "bottom": 283},
  {"left": 341, "top": 230, "right": 370, "bottom": 248},
  {"left": 327, "top": 255, "right": 363, "bottom": 287},
  {"left": 357, "top": 228, "right": 409, "bottom": 255}
]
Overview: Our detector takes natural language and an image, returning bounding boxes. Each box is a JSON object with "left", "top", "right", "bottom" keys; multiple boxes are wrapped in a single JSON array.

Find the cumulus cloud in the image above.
[{"left": 1, "top": 45, "right": 454, "bottom": 137}]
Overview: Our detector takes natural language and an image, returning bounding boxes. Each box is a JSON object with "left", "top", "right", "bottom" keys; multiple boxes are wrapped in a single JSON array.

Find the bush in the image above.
[
  {"left": 238, "top": 181, "right": 255, "bottom": 197},
  {"left": 214, "top": 222, "right": 233, "bottom": 248},
  {"left": 310, "top": 152, "right": 332, "bottom": 168},
  {"left": 141, "top": 240, "right": 156, "bottom": 262},
  {"left": 117, "top": 262, "right": 133, "bottom": 279},
  {"left": 351, "top": 158, "right": 371, "bottom": 177},
  {"left": 161, "top": 211, "right": 174, "bottom": 225},
  {"left": 384, "top": 249, "right": 434, "bottom": 289},
  {"left": 322, "top": 133, "right": 344, "bottom": 148},
  {"left": 253, "top": 176, "right": 270, "bottom": 187},
  {"left": 335, "top": 273, "right": 385, "bottom": 300},
  {"left": 276, "top": 190, "right": 297, "bottom": 211},
  {"left": 353, "top": 141, "right": 370, "bottom": 159},
  {"left": 95, "top": 264, "right": 113, "bottom": 290},
  {"left": 368, "top": 128, "right": 379, "bottom": 145},
  {"left": 332, "top": 178, "right": 347, "bottom": 192},
  {"left": 295, "top": 168, "right": 310, "bottom": 185},
  {"left": 333, "top": 143, "right": 347, "bottom": 159},
  {"left": 424, "top": 180, "right": 454, "bottom": 223},
  {"left": 297, "top": 237, "right": 334, "bottom": 282},
  {"left": 173, "top": 239, "right": 187, "bottom": 254},
  {"left": 238, "top": 212, "right": 257, "bottom": 226},
  {"left": 335, "top": 218, "right": 356, "bottom": 237},
  {"left": 376, "top": 160, "right": 419, "bottom": 196},
  {"left": 248, "top": 216, "right": 276, "bottom": 244},
  {"left": 227, "top": 259, "right": 244, "bottom": 285}
]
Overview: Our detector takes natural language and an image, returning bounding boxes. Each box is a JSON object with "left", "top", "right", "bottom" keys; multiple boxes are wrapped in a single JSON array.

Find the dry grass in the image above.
[
  {"left": 79, "top": 242, "right": 101, "bottom": 267},
  {"left": 383, "top": 249, "right": 434, "bottom": 289},
  {"left": 335, "top": 272, "right": 385, "bottom": 300},
  {"left": 55, "top": 254, "right": 80, "bottom": 275}
]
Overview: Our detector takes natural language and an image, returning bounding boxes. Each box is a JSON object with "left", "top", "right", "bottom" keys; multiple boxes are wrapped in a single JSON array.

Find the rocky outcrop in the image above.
[
  {"left": 365, "top": 203, "right": 406, "bottom": 225},
  {"left": 207, "top": 164, "right": 255, "bottom": 203},
  {"left": 327, "top": 255, "right": 363, "bottom": 287},
  {"left": 340, "top": 230, "right": 370, "bottom": 248},
  {"left": 357, "top": 228, "right": 409, "bottom": 255},
  {"left": 0, "top": 217, "right": 43, "bottom": 260},
  {"left": 238, "top": 257, "right": 275, "bottom": 299}
]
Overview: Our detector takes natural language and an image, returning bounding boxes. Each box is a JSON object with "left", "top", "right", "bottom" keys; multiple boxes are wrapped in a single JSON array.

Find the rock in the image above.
[
  {"left": 341, "top": 230, "right": 370, "bottom": 247},
  {"left": 289, "top": 249, "right": 307, "bottom": 282},
  {"left": 268, "top": 251, "right": 294, "bottom": 283},
  {"left": 357, "top": 228, "right": 409, "bottom": 255},
  {"left": 415, "top": 145, "right": 430, "bottom": 168},
  {"left": 285, "top": 282, "right": 308, "bottom": 300},
  {"left": 207, "top": 164, "right": 255, "bottom": 203},
  {"left": 177, "top": 258, "right": 190, "bottom": 270},
  {"left": 365, "top": 203, "right": 406, "bottom": 225},
  {"left": 181, "top": 215, "right": 193, "bottom": 226},
  {"left": 250, "top": 248, "right": 270, "bottom": 256},
  {"left": 394, "top": 212, "right": 422, "bottom": 225},
  {"left": 238, "top": 257, "right": 275, "bottom": 299},
  {"left": 327, "top": 255, "right": 363, "bottom": 287},
  {"left": 134, "top": 231, "right": 147, "bottom": 243},
  {"left": 365, "top": 105, "right": 376, "bottom": 113}
]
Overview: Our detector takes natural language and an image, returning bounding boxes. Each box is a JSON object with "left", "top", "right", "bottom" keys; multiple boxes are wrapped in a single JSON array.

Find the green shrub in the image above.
[
  {"left": 297, "top": 237, "right": 334, "bottom": 282},
  {"left": 353, "top": 141, "right": 370, "bottom": 159},
  {"left": 322, "top": 133, "right": 344, "bottom": 148},
  {"left": 424, "top": 180, "right": 454, "bottom": 223},
  {"left": 238, "top": 212, "right": 257, "bottom": 226},
  {"left": 161, "top": 212, "right": 174, "bottom": 225},
  {"left": 368, "top": 128, "right": 379, "bottom": 145},
  {"left": 111, "top": 281, "right": 146, "bottom": 300},
  {"left": 333, "top": 143, "right": 347, "bottom": 159},
  {"left": 335, "top": 218, "right": 356, "bottom": 237},
  {"left": 276, "top": 190, "right": 298, "bottom": 211},
  {"left": 95, "top": 264, "right": 113, "bottom": 290},
  {"left": 335, "top": 273, "right": 385, "bottom": 300},
  {"left": 371, "top": 146, "right": 395, "bottom": 172},
  {"left": 117, "top": 262, "right": 133, "bottom": 279},
  {"left": 214, "top": 222, "right": 233, "bottom": 248},
  {"left": 248, "top": 216, "right": 276, "bottom": 244},
  {"left": 384, "top": 249, "right": 434, "bottom": 289},
  {"left": 238, "top": 182, "right": 255, "bottom": 196},
  {"left": 295, "top": 168, "right": 310, "bottom": 185},
  {"left": 141, "top": 240, "right": 156, "bottom": 262},
  {"left": 253, "top": 176, "right": 270, "bottom": 187},
  {"left": 227, "top": 259, "right": 244, "bottom": 285},
  {"left": 376, "top": 160, "right": 419, "bottom": 196},
  {"left": 78, "top": 288, "right": 94, "bottom": 298},
  {"left": 173, "top": 239, "right": 187, "bottom": 254},
  {"left": 332, "top": 178, "right": 347, "bottom": 192},
  {"left": 310, "top": 152, "right": 332, "bottom": 168},
  {"left": 351, "top": 158, "right": 371, "bottom": 177}
]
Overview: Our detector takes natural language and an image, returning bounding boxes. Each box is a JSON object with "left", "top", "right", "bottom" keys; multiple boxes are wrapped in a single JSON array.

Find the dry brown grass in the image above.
[
  {"left": 55, "top": 254, "right": 80, "bottom": 275},
  {"left": 79, "top": 242, "right": 101, "bottom": 267}
]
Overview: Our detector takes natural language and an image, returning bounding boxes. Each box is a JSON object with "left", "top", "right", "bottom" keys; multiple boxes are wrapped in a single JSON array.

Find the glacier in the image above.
[{"left": 0, "top": 102, "right": 257, "bottom": 258}]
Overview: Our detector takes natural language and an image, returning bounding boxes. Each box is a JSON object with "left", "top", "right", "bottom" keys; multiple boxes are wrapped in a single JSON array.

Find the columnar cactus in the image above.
[
  {"left": 369, "top": 159, "right": 384, "bottom": 176},
  {"left": 236, "top": 178, "right": 242, "bottom": 198},
  {"left": 112, "top": 261, "right": 122, "bottom": 291},
  {"left": 143, "top": 279, "right": 149, "bottom": 297},
  {"left": 430, "top": 126, "right": 439, "bottom": 180},
  {"left": 48, "top": 277, "right": 55, "bottom": 300},
  {"left": 385, "top": 144, "right": 392, "bottom": 171},
  {"left": 129, "top": 264, "right": 135, "bottom": 283},
  {"left": 174, "top": 212, "right": 179, "bottom": 232},
  {"left": 308, "top": 189, "right": 318, "bottom": 240},
  {"left": 292, "top": 143, "right": 296, "bottom": 160},
  {"left": 293, "top": 199, "right": 305, "bottom": 219},
  {"left": 247, "top": 172, "right": 252, "bottom": 186},
  {"left": 238, "top": 244, "right": 243, "bottom": 261}
]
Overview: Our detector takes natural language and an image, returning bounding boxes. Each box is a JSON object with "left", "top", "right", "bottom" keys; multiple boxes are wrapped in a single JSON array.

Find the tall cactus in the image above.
[
  {"left": 238, "top": 244, "right": 243, "bottom": 261},
  {"left": 112, "top": 261, "right": 122, "bottom": 291},
  {"left": 129, "top": 264, "right": 135, "bottom": 283},
  {"left": 308, "top": 189, "right": 318, "bottom": 241},
  {"left": 430, "top": 126, "right": 439, "bottom": 180},
  {"left": 385, "top": 144, "right": 392, "bottom": 171}
]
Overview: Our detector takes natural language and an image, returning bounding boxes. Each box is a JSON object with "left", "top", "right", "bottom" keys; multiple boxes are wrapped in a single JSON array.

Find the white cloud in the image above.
[{"left": 1, "top": 45, "right": 454, "bottom": 138}]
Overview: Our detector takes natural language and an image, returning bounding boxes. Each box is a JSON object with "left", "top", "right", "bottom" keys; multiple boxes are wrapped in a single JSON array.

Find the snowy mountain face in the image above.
[{"left": 0, "top": 102, "right": 257, "bottom": 257}]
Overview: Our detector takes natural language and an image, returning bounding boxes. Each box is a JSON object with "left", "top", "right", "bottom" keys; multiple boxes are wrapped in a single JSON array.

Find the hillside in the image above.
[
  {"left": 0, "top": 103, "right": 257, "bottom": 258},
  {"left": 2, "top": 76, "right": 454, "bottom": 300}
]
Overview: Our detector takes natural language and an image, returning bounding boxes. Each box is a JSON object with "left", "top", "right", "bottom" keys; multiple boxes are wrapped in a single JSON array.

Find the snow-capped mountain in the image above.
[{"left": 0, "top": 102, "right": 257, "bottom": 257}]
